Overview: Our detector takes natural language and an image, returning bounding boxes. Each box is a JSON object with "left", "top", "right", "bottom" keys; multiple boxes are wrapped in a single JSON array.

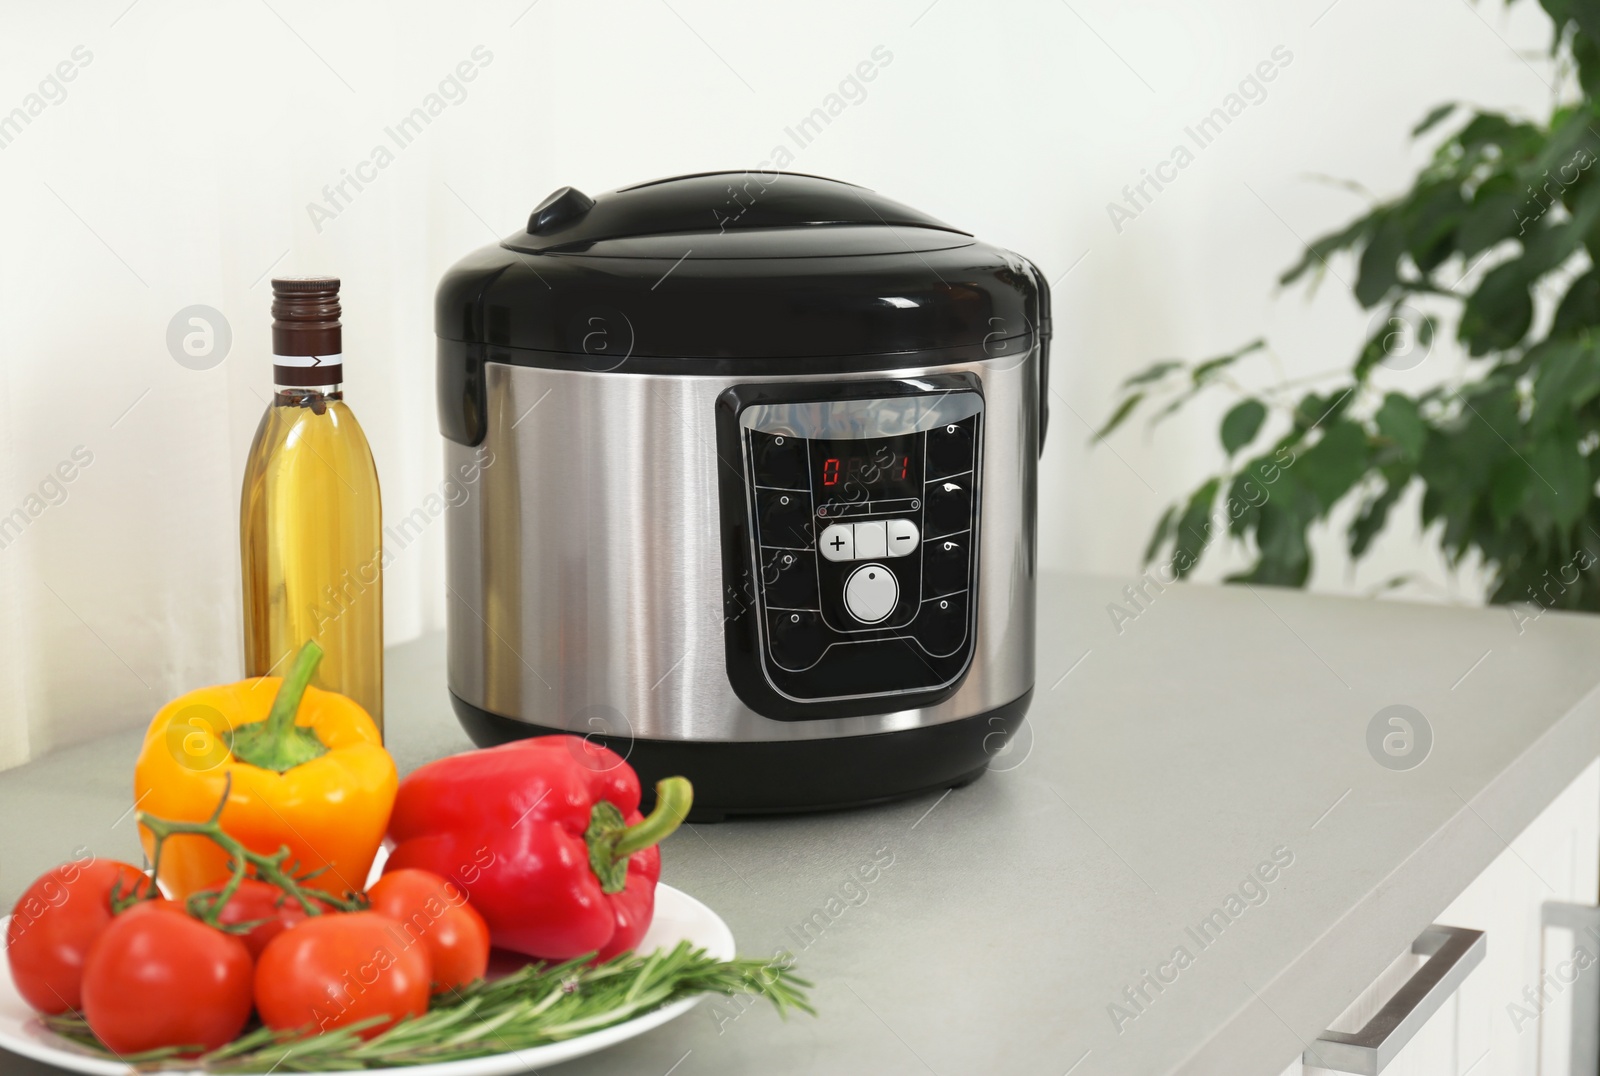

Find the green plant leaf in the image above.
[
  {"left": 1353, "top": 312, "right": 1435, "bottom": 381},
  {"left": 1457, "top": 384, "right": 1520, "bottom": 478},
  {"left": 1532, "top": 339, "right": 1600, "bottom": 432},
  {"left": 1191, "top": 339, "right": 1266, "bottom": 385},
  {"left": 1170, "top": 478, "right": 1221, "bottom": 577},
  {"left": 1460, "top": 258, "right": 1536, "bottom": 354},
  {"left": 1132, "top": 341, "right": 1270, "bottom": 429},
  {"left": 1412, "top": 102, "right": 1457, "bottom": 137},
  {"left": 1221, "top": 400, "right": 1268, "bottom": 455},
  {"left": 1121, "top": 360, "right": 1185, "bottom": 388},
  {"left": 1523, "top": 180, "right": 1600, "bottom": 274},
  {"left": 1295, "top": 420, "right": 1370, "bottom": 512},
  {"left": 1456, "top": 181, "right": 1524, "bottom": 261},
  {"left": 1575, "top": 27, "right": 1600, "bottom": 99},
  {"left": 1454, "top": 111, "right": 1526, "bottom": 155},
  {"left": 1143, "top": 504, "right": 1177, "bottom": 566},
  {"left": 1226, "top": 473, "right": 1264, "bottom": 537},
  {"left": 1349, "top": 475, "right": 1411, "bottom": 558},
  {"left": 1417, "top": 391, "right": 1510, "bottom": 544},
  {"left": 1229, "top": 501, "right": 1311, "bottom": 586},
  {"left": 1528, "top": 419, "right": 1591, "bottom": 529},
  {"left": 1093, "top": 392, "right": 1143, "bottom": 443},
  {"left": 1402, "top": 181, "right": 1469, "bottom": 274},
  {"left": 1460, "top": 158, "right": 1600, "bottom": 354},
  {"left": 1355, "top": 214, "right": 1406, "bottom": 308},
  {"left": 1530, "top": 102, "right": 1600, "bottom": 178},
  {"left": 1292, "top": 387, "right": 1356, "bottom": 434},
  {"left": 1227, "top": 446, "right": 1308, "bottom": 540},
  {"left": 1281, "top": 214, "right": 1375, "bottom": 288},
  {"left": 1552, "top": 269, "right": 1600, "bottom": 336},
  {"left": 1490, "top": 455, "right": 1532, "bottom": 524},
  {"left": 1376, "top": 393, "right": 1428, "bottom": 463}
]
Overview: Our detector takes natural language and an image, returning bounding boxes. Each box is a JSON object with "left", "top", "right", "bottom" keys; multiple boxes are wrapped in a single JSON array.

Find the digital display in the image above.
[{"left": 808, "top": 434, "right": 922, "bottom": 502}]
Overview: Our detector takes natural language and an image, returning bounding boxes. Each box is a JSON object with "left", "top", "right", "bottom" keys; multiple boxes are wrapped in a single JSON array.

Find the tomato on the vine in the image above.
[
  {"left": 201, "top": 877, "right": 310, "bottom": 960},
  {"left": 366, "top": 869, "right": 490, "bottom": 994},
  {"left": 80, "top": 902, "right": 253, "bottom": 1055},
  {"left": 6, "top": 857, "right": 158, "bottom": 1014},
  {"left": 255, "top": 911, "right": 431, "bottom": 1040}
]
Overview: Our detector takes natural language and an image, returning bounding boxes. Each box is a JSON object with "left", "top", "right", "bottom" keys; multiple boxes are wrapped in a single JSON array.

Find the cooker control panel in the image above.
[{"left": 715, "top": 377, "right": 983, "bottom": 719}]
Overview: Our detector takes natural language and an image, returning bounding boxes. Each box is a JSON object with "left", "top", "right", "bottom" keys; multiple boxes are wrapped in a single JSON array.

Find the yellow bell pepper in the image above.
[{"left": 134, "top": 641, "right": 397, "bottom": 901}]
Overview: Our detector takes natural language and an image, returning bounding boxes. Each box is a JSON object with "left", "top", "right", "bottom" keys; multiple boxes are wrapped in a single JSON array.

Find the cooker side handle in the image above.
[
  {"left": 1022, "top": 257, "right": 1052, "bottom": 457},
  {"left": 436, "top": 260, "right": 512, "bottom": 448}
]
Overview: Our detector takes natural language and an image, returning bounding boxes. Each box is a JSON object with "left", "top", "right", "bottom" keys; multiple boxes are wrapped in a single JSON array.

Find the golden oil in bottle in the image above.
[{"left": 240, "top": 278, "right": 384, "bottom": 733}]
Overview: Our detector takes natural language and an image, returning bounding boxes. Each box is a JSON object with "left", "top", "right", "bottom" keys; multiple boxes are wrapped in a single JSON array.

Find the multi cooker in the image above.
[{"left": 436, "top": 171, "right": 1050, "bottom": 818}]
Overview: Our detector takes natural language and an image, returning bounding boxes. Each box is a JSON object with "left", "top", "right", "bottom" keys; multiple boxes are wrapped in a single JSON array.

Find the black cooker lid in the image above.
[{"left": 435, "top": 172, "right": 1045, "bottom": 364}]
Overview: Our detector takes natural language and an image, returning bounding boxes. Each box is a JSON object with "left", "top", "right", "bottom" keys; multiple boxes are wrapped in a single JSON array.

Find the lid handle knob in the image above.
[{"left": 529, "top": 186, "right": 595, "bottom": 235}]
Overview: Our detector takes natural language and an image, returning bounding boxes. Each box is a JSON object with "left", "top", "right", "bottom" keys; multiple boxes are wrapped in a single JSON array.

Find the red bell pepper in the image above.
[{"left": 384, "top": 736, "right": 692, "bottom": 962}]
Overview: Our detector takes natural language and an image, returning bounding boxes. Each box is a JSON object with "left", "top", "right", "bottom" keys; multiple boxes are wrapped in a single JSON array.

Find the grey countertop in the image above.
[{"left": 4, "top": 573, "right": 1600, "bottom": 1076}]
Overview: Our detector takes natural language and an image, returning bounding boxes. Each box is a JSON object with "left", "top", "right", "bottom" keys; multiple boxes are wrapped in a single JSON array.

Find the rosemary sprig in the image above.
[{"left": 42, "top": 941, "right": 814, "bottom": 1072}]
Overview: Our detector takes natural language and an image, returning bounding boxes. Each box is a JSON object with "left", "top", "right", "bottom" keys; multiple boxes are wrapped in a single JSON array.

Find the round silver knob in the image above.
[{"left": 844, "top": 563, "right": 898, "bottom": 624}]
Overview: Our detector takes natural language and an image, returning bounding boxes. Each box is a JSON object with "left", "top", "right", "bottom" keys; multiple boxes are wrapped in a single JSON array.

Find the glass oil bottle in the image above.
[{"left": 240, "top": 277, "right": 384, "bottom": 733}]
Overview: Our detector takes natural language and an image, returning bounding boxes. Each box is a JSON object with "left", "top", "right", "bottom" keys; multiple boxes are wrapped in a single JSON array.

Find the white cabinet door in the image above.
[
  {"left": 1277, "top": 758, "right": 1599, "bottom": 1076},
  {"left": 1443, "top": 757, "right": 1598, "bottom": 1075}
]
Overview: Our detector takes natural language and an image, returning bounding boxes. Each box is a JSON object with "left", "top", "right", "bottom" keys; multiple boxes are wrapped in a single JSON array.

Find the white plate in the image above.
[{"left": 0, "top": 882, "right": 734, "bottom": 1075}]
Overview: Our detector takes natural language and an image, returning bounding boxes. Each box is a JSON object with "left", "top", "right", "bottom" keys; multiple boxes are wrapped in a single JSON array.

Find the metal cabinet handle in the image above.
[{"left": 1302, "top": 924, "right": 1486, "bottom": 1074}]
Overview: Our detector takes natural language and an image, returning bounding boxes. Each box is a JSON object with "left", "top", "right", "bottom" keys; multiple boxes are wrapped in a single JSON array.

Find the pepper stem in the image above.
[
  {"left": 265, "top": 641, "right": 324, "bottom": 739},
  {"left": 228, "top": 641, "right": 330, "bottom": 773},
  {"left": 613, "top": 778, "right": 694, "bottom": 861},
  {"left": 584, "top": 777, "right": 694, "bottom": 894}
]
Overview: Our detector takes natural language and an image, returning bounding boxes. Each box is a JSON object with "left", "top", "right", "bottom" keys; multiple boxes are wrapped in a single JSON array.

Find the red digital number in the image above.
[
  {"left": 823, "top": 458, "right": 840, "bottom": 486},
  {"left": 899, "top": 455, "right": 909, "bottom": 480}
]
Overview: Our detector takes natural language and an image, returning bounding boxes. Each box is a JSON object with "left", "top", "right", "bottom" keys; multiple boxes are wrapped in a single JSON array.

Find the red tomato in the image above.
[
  {"left": 254, "top": 912, "right": 431, "bottom": 1039},
  {"left": 80, "top": 902, "right": 253, "bottom": 1055},
  {"left": 200, "top": 878, "right": 310, "bottom": 960},
  {"left": 365, "top": 869, "right": 490, "bottom": 995},
  {"left": 5, "top": 857, "right": 158, "bottom": 1014}
]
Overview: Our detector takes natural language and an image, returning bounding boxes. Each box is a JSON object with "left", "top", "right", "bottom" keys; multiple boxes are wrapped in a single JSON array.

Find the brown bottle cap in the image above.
[{"left": 272, "top": 277, "right": 342, "bottom": 387}]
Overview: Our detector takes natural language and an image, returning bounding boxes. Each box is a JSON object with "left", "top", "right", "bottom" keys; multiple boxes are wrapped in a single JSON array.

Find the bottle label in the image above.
[
  {"left": 272, "top": 353, "right": 343, "bottom": 387},
  {"left": 272, "top": 353, "right": 343, "bottom": 366}
]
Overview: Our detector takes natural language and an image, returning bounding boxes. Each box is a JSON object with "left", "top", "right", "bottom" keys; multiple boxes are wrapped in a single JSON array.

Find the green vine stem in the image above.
[{"left": 132, "top": 774, "right": 366, "bottom": 928}]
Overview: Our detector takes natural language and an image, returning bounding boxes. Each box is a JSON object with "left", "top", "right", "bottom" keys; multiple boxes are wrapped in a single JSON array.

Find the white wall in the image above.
[{"left": 0, "top": 0, "right": 1559, "bottom": 765}]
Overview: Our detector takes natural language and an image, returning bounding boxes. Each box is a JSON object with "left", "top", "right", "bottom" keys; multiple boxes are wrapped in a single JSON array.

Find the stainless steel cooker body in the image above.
[{"left": 445, "top": 345, "right": 1039, "bottom": 751}]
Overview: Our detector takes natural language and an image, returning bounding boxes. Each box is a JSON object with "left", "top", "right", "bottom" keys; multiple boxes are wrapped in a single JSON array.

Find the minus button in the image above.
[{"left": 885, "top": 518, "right": 920, "bottom": 557}]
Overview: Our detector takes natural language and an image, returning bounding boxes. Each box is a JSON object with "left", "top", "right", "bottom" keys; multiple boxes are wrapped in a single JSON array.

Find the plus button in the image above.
[{"left": 818, "top": 524, "right": 855, "bottom": 563}]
